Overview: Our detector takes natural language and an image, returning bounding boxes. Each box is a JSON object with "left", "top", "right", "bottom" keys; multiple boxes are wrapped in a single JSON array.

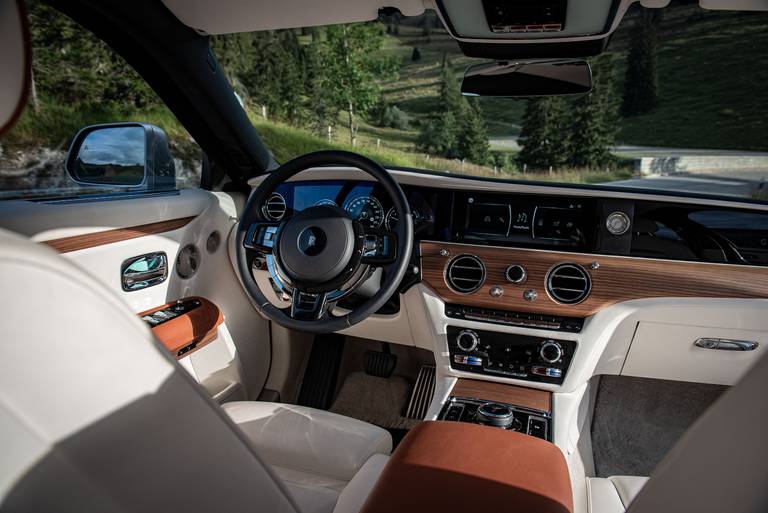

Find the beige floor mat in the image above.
[{"left": 330, "top": 371, "right": 420, "bottom": 430}]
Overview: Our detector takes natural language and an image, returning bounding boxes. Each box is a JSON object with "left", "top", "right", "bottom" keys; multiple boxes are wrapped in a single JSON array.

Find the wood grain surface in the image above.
[
  {"left": 421, "top": 241, "right": 768, "bottom": 318},
  {"left": 139, "top": 297, "right": 224, "bottom": 359},
  {"left": 451, "top": 379, "right": 551, "bottom": 413},
  {"left": 43, "top": 216, "right": 195, "bottom": 253}
]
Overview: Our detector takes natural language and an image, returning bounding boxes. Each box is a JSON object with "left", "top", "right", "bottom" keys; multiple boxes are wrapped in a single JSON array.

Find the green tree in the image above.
[
  {"left": 417, "top": 58, "right": 491, "bottom": 164},
  {"left": 314, "top": 23, "right": 398, "bottom": 145},
  {"left": 416, "top": 112, "right": 458, "bottom": 156},
  {"left": 565, "top": 55, "right": 619, "bottom": 168},
  {"left": 621, "top": 10, "right": 661, "bottom": 117},
  {"left": 28, "top": 2, "right": 157, "bottom": 109},
  {"left": 518, "top": 97, "right": 567, "bottom": 170},
  {"left": 456, "top": 98, "right": 491, "bottom": 165}
]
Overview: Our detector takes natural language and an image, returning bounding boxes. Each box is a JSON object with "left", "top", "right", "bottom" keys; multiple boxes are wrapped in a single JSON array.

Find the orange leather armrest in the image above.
[{"left": 360, "top": 421, "right": 573, "bottom": 513}]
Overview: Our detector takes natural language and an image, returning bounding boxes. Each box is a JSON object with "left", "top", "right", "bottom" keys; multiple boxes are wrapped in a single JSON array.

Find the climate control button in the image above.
[
  {"left": 456, "top": 329, "right": 480, "bottom": 352},
  {"left": 539, "top": 340, "right": 563, "bottom": 363}
]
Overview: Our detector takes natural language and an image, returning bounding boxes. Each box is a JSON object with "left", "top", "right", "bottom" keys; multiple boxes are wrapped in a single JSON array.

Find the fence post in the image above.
[
  {"left": 261, "top": 105, "right": 267, "bottom": 120},
  {"left": 376, "top": 138, "right": 381, "bottom": 150},
  {"left": 327, "top": 125, "right": 332, "bottom": 142},
  {"left": 461, "top": 159, "right": 465, "bottom": 174}
]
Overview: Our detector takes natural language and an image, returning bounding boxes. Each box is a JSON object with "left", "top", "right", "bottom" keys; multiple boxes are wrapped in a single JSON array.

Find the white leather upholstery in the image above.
[
  {"left": 333, "top": 454, "right": 390, "bottom": 513},
  {"left": 223, "top": 401, "right": 392, "bottom": 513},
  {"left": 587, "top": 476, "right": 649, "bottom": 513},
  {"left": 0, "top": 228, "right": 389, "bottom": 513}
]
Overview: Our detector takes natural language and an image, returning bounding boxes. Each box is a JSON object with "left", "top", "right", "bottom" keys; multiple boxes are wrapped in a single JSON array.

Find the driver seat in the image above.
[{"left": 0, "top": 228, "right": 389, "bottom": 513}]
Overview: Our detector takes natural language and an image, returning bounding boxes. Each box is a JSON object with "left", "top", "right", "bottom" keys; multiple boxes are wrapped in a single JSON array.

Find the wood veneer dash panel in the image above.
[
  {"left": 43, "top": 216, "right": 195, "bottom": 253},
  {"left": 139, "top": 297, "right": 224, "bottom": 359},
  {"left": 451, "top": 379, "right": 551, "bottom": 413},
  {"left": 421, "top": 241, "right": 768, "bottom": 318}
]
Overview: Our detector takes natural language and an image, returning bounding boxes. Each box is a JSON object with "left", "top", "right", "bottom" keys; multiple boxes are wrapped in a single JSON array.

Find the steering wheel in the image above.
[{"left": 236, "top": 150, "right": 413, "bottom": 334}]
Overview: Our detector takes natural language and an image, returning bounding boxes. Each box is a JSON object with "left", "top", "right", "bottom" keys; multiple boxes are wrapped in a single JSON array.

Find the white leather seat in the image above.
[
  {"left": 0, "top": 228, "right": 388, "bottom": 513},
  {"left": 587, "top": 476, "right": 649, "bottom": 513},
  {"left": 222, "top": 401, "right": 391, "bottom": 513}
]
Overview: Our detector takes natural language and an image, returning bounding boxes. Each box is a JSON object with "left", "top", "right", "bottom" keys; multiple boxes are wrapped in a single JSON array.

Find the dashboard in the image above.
[
  {"left": 260, "top": 179, "right": 768, "bottom": 314},
  {"left": 254, "top": 173, "right": 768, "bottom": 389}
]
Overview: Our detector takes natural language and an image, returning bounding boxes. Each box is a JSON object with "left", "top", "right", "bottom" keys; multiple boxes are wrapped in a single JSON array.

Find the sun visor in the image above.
[
  {"left": 161, "top": 0, "right": 426, "bottom": 34},
  {"left": 0, "top": 0, "right": 31, "bottom": 136}
]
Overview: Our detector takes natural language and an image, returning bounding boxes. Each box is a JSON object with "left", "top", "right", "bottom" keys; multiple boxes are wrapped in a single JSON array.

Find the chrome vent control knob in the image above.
[
  {"left": 456, "top": 329, "right": 479, "bottom": 352},
  {"left": 539, "top": 340, "right": 563, "bottom": 363}
]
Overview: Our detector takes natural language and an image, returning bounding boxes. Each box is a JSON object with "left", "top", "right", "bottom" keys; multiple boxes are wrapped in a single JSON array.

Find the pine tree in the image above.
[
  {"left": 621, "top": 10, "right": 660, "bottom": 117},
  {"left": 518, "top": 97, "right": 567, "bottom": 170},
  {"left": 456, "top": 98, "right": 491, "bottom": 165},
  {"left": 417, "top": 58, "right": 491, "bottom": 165},
  {"left": 565, "top": 55, "right": 619, "bottom": 168}
]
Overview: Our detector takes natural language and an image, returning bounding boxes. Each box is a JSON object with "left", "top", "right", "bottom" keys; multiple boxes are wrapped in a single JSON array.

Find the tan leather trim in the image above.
[
  {"left": 360, "top": 421, "right": 573, "bottom": 513},
  {"left": 422, "top": 241, "right": 768, "bottom": 317},
  {"left": 139, "top": 297, "right": 224, "bottom": 359},
  {"left": 451, "top": 379, "right": 551, "bottom": 413},
  {"left": 42, "top": 217, "right": 195, "bottom": 253}
]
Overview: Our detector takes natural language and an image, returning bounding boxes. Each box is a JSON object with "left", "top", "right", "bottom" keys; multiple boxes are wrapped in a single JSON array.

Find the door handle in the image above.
[
  {"left": 121, "top": 252, "right": 168, "bottom": 291},
  {"left": 694, "top": 338, "right": 759, "bottom": 351}
]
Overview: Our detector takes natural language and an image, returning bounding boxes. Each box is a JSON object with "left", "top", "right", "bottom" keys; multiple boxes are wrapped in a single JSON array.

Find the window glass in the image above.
[
  {"left": 212, "top": 4, "right": 767, "bottom": 201},
  {"left": 0, "top": 3, "right": 201, "bottom": 201}
]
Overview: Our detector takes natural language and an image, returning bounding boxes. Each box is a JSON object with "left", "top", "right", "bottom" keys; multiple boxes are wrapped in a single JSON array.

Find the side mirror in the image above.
[
  {"left": 461, "top": 60, "right": 592, "bottom": 98},
  {"left": 65, "top": 123, "right": 176, "bottom": 191}
]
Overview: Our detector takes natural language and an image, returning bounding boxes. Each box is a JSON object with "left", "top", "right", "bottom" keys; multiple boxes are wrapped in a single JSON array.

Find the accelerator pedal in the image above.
[
  {"left": 405, "top": 365, "right": 436, "bottom": 420},
  {"left": 364, "top": 343, "right": 397, "bottom": 378}
]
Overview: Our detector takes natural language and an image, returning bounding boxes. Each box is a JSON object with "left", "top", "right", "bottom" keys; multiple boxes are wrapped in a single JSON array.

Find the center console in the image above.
[{"left": 447, "top": 326, "right": 576, "bottom": 384}]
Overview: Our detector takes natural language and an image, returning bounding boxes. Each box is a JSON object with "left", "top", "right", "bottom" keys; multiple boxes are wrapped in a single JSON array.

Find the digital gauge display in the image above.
[{"left": 345, "top": 196, "right": 384, "bottom": 229}]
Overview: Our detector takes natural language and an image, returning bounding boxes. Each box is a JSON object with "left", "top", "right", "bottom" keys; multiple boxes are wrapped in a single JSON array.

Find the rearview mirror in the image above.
[
  {"left": 65, "top": 123, "right": 176, "bottom": 190},
  {"left": 461, "top": 60, "right": 592, "bottom": 98}
]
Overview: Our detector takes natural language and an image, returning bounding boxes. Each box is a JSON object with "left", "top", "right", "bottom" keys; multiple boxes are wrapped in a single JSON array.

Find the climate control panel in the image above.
[{"left": 447, "top": 326, "right": 576, "bottom": 384}]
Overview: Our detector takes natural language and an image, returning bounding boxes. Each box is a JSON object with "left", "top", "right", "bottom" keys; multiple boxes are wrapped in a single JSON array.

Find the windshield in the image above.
[{"left": 212, "top": 3, "right": 767, "bottom": 200}]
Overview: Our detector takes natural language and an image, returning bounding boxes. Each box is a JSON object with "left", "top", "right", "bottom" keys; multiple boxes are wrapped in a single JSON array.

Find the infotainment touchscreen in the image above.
[{"left": 457, "top": 194, "right": 592, "bottom": 249}]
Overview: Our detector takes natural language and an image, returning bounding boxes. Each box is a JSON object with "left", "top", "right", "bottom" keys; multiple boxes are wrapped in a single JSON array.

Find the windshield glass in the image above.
[{"left": 212, "top": 3, "right": 767, "bottom": 200}]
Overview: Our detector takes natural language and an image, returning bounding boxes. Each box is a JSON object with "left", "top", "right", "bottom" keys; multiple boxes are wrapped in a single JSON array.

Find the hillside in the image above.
[{"left": 379, "top": 5, "right": 768, "bottom": 152}]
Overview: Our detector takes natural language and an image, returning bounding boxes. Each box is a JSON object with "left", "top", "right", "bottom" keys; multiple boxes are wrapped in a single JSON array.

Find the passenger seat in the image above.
[{"left": 587, "top": 476, "right": 649, "bottom": 513}]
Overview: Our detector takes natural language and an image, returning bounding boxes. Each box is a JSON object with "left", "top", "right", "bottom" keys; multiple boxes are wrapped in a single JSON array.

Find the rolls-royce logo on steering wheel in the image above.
[{"left": 298, "top": 226, "right": 327, "bottom": 256}]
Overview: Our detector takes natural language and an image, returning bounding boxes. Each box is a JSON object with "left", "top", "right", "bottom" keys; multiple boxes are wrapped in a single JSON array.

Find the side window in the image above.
[{"left": 0, "top": 3, "right": 202, "bottom": 201}]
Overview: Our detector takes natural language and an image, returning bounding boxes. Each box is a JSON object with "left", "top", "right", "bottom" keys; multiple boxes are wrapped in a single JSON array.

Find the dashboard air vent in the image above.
[
  {"left": 446, "top": 255, "right": 486, "bottom": 293},
  {"left": 262, "top": 192, "right": 287, "bottom": 221},
  {"left": 546, "top": 264, "right": 591, "bottom": 304}
]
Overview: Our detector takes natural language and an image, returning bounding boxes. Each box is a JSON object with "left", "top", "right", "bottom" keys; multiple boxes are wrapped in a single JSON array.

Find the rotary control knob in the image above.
[
  {"left": 539, "top": 340, "right": 563, "bottom": 363},
  {"left": 477, "top": 403, "right": 515, "bottom": 429},
  {"left": 456, "top": 329, "right": 479, "bottom": 352}
]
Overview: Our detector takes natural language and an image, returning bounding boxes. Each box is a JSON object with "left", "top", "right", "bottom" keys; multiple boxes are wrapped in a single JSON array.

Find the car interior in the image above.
[{"left": 1, "top": 0, "right": 767, "bottom": 512}]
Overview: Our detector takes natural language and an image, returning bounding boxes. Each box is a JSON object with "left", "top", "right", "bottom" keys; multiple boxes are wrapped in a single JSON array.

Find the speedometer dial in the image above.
[{"left": 345, "top": 196, "right": 384, "bottom": 229}]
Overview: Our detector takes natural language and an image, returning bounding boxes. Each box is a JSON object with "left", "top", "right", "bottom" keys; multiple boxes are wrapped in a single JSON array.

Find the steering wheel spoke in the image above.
[
  {"left": 360, "top": 228, "right": 398, "bottom": 266},
  {"left": 289, "top": 289, "right": 333, "bottom": 321},
  {"left": 243, "top": 222, "right": 280, "bottom": 252}
]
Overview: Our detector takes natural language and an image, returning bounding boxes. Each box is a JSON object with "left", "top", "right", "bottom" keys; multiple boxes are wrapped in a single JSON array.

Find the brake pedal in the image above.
[{"left": 364, "top": 343, "right": 397, "bottom": 378}]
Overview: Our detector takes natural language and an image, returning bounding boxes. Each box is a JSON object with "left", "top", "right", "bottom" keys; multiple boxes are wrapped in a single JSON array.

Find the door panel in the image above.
[{"left": 0, "top": 189, "right": 271, "bottom": 401}]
